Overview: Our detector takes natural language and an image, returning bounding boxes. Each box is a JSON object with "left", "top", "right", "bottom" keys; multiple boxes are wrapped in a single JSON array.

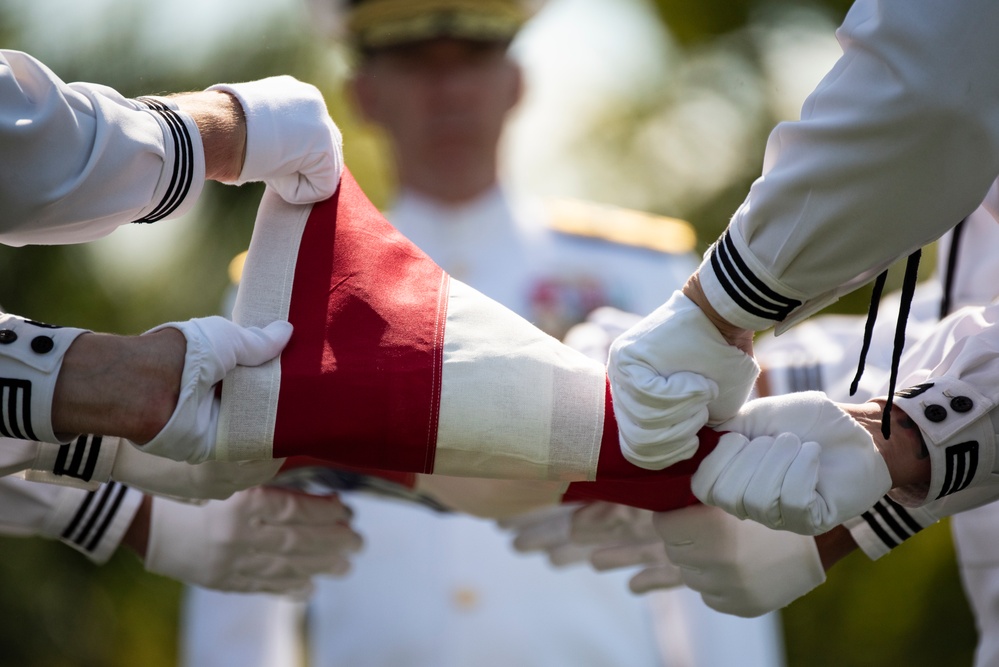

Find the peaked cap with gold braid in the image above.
[{"left": 345, "top": 0, "right": 532, "bottom": 49}]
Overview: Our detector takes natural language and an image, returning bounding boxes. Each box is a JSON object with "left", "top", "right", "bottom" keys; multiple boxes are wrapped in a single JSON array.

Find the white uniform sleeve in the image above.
[
  {"left": 696, "top": 0, "right": 999, "bottom": 332},
  {"left": 0, "top": 50, "right": 205, "bottom": 247},
  {"left": 0, "top": 475, "right": 142, "bottom": 563}
]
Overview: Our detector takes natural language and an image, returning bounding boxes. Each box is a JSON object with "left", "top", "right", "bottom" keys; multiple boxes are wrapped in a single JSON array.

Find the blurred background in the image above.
[{"left": 0, "top": 0, "right": 974, "bottom": 664}]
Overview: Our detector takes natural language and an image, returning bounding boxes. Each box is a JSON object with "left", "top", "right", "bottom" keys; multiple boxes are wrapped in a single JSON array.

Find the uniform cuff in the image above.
[
  {"left": 0, "top": 313, "right": 89, "bottom": 445},
  {"left": 23, "top": 436, "right": 119, "bottom": 491},
  {"left": 131, "top": 96, "right": 206, "bottom": 223},
  {"left": 55, "top": 481, "right": 143, "bottom": 564},
  {"left": 697, "top": 228, "right": 806, "bottom": 332},
  {"left": 891, "top": 378, "right": 998, "bottom": 506},
  {"left": 843, "top": 496, "right": 937, "bottom": 560}
]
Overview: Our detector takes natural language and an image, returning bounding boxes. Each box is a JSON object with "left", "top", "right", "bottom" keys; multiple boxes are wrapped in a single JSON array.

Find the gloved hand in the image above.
[
  {"left": 505, "top": 501, "right": 683, "bottom": 593},
  {"left": 608, "top": 291, "right": 759, "bottom": 470},
  {"left": 503, "top": 505, "right": 595, "bottom": 566},
  {"left": 654, "top": 504, "right": 825, "bottom": 617},
  {"left": 589, "top": 538, "right": 684, "bottom": 594},
  {"left": 693, "top": 392, "right": 892, "bottom": 535},
  {"left": 208, "top": 76, "right": 344, "bottom": 203},
  {"left": 138, "top": 317, "right": 293, "bottom": 464},
  {"left": 113, "top": 439, "right": 283, "bottom": 500},
  {"left": 144, "top": 486, "right": 361, "bottom": 594}
]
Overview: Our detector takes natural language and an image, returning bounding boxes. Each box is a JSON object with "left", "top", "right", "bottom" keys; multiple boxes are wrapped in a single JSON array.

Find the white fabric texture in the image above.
[
  {"left": 24, "top": 437, "right": 118, "bottom": 490},
  {"left": 208, "top": 76, "right": 343, "bottom": 204},
  {"left": 433, "top": 279, "right": 606, "bottom": 481},
  {"left": 0, "top": 50, "right": 205, "bottom": 246},
  {"left": 697, "top": 393, "right": 892, "bottom": 535},
  {"left": 145, "top": 486, "right": 361, "bottom": 594},
  {"left": 185, "top": 185, "right": 780, "bottom": 667},
  {"left": 888, "top": 305, "right": 999, "bottom": 506},
  {"left": 0, "top": 312, "right": 89, "bottom": 445},
  {"left": 112, "top": 440, "right": 283, "bottom": 501},
  {"left": 218, "top": 190, "right": 310, "bottom": 462},
  {"left": 952, "top": 501, "right": 999, "bottom": 667},
  {"left": 139, "top": 316, "right": 292, "bottom": 463},
  {"left": 655, "top": 504, "right": 825, "bottom": 617},
  {"left": 0, "top": 474, "right": 142, "bottom": 564},
  {"left": 608, "top": 290, "right": 760, "bottom": 470},
  {"left": 696, "top": 0, "right": 999, "bottom": 332}
]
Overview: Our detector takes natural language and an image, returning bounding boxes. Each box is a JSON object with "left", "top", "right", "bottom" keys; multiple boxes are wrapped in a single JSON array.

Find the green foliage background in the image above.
[{"left": 0, "top": 1, "right": 976, "bottom": 665}]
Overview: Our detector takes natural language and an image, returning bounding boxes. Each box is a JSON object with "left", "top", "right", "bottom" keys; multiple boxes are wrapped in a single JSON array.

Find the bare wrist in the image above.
[
  {"left": 170, "top": 90, "right": 246, "bottom": 182},
  {"left": 841, "top": 401, "right": 929, "bottom": 489},
  {"left": 683, "top": 273, "right": 755, "bottom": 356},
  {"left": 814, "top": 525, "right": 858, "bottom": 571},
  {"left": 52, "top": 330, "right": 185, "bottom": 444}
]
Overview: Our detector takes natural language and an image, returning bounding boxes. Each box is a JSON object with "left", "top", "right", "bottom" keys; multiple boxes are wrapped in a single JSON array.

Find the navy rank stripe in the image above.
[
  {"left": 0, "top": 377, "right": 37, "bottom": 441},
  {"left": 860, "top": 495, "right": 927, "bottom": 550},
  {"left": 53, "top": 434, "right": 103, "bottom": 483},
  {"left": 132, "top": 97, "right": 195, "bottom": 224},
  {"left": 60, "top": 481, "right": 129, "bottom": 554},
  {"left": 938, "top": 440, "right": 979, "bottom": 499},
  {"left": 784, "top": 362, "right": 824, "bottom": 393},
  {"left": 709, "top": 231, "right": 802, "bottom": 321}
]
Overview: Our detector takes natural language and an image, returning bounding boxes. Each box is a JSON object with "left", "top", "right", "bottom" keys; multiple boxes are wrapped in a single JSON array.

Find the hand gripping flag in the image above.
[{"left": 218, "top": 170, "right": 720, "bottom": 511}]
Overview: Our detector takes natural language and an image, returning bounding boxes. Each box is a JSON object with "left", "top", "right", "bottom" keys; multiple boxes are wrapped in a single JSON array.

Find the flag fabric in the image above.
[{"left": 218, "top": 171, "right": 716, "bottom": 511}]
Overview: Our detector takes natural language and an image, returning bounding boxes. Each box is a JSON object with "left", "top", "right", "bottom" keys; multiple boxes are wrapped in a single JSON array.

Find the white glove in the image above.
[
  {"left": 654, "top": 504, "right": 825, "bottom": 617},
  {"left": 608, "top": 291, "right": 760, "bottom": 470},
  {"left": 138, "top": 317, "right": 293, "bottom": 464},
  {"left": 589, "top": 539, "right": 684, "bottom": 594},
  {"left": 145, "top": 486, "right": 361, "bottom": 594},
  {"left": 505, "top": 501, "right": 683, "bottom": 593},
  {"left": 504, "top": 505, "right": 594, "bottom": 566},
  {"left": 208, "top": 76, "right": 344, "bottom": 204},
  {"left": 112, "top": 440, "right": 283, "bottom": 500},
  {"left": 694, "top": 392, "right": 892, "bottom": 535}
]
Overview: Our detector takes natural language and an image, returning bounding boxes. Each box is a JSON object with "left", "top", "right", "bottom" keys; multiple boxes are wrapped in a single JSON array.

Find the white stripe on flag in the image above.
[
  {"left": 217, "top": 190, "right": 311, "bottom": 461},
  {"left": 433, "top": 280, "right": 606, "bottom": 481}
]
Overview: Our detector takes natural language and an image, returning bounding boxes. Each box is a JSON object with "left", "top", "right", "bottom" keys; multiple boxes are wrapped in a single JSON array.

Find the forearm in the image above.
[
  {"left": 120, "top": 494, "right": 152, "bottom": 559},
  {"left": 167, "top": 90, "right": 246, "bottom": 183},
  {"left": 51, "top": 329, "right": 184, "bottom": 445},
  {"left": 0, "top": 50, "right": 207, "bottom": 245},
  {"left": 696, "top": 1, "right": 999, "bottom": 333},
  {"left": 814, "top": 525, "right": 858, "bottom": 571}
]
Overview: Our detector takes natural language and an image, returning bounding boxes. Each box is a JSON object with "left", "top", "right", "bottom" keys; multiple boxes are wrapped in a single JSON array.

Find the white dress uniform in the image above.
[
  {"left": 0, "top": 49, "right": 196, "bottom": 563},
  {"left": 0, "top": 438, "right": 142, "bottom": 563},
  {"left": 754, "top": 201, "right": 999, "bottom": 666},
  {"left": 0, "top": 50, "right": 204, "bottom": 247},
  {"left": 183, "top": 186, "right": 786, "bottom": 667}
]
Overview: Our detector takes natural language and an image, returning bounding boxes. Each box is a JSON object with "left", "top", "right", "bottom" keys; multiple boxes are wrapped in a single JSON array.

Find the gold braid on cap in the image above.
[{"left": 349, "top": 0, "right": 528, "bottom": 49}]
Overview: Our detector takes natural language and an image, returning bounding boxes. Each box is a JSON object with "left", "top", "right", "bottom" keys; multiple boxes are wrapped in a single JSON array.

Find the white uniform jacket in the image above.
[{"left": 0, "top": 49, "right": 204, "bottom": 246}]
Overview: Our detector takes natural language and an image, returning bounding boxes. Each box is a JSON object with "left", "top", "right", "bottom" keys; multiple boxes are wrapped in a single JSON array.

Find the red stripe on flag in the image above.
[
  {"left": 273, "top": 170, "right": 447, "bottom": 473},
  {"left": 561, "top": 380, "right": 721, "bottom": 511}
]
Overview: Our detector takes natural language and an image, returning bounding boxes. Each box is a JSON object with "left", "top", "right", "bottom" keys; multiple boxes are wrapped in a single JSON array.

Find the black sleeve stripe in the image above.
[
  {"left": 861, "top": 510, "right": 899, "bottom": 549},
  {"left": 708, "top": 231, "right": 802, "bottom": 321},
  {"left": 60, "top": 482, "right": 131, "bottom": 554},
  {"left": 0, "top": 379, "right": 37, "bottom": 441},
  {"left": 883, "top": 496, "right": 926, "bottom": 534},
  {"left": 60, "top": 487, "right": 95, "bottom": 540},
  {"left": 786, "top": 363, "right": 824, "bottom": 392},
  {"left": 859, "top": 496, "right": 931, "bottom": 552},
  {"left": 132, "top": 98, "right": 195, "bottom": 224},
  {"left": 85, "top": 484, "right": 128, "bottom": 552},
  {"left": 53, "top": 435, "right": 102, "bottom": 482},
  {"left": 872, "top": 500, "right": 915, "bottom": 543}
]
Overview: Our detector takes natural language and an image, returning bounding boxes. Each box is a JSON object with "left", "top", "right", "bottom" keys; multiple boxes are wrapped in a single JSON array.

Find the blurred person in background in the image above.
[{"left": 181, "top": 1, "right": 785, "bottom": 666}]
